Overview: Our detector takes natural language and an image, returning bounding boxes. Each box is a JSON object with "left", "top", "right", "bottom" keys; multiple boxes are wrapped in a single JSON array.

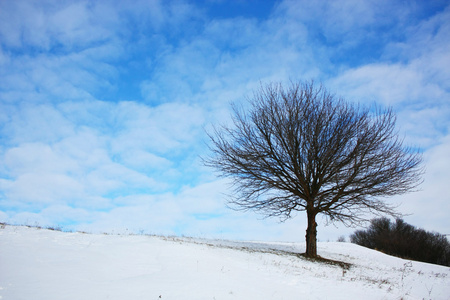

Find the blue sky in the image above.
[{"left": 0, "top": 0, "right": 449, "bottom": 242}]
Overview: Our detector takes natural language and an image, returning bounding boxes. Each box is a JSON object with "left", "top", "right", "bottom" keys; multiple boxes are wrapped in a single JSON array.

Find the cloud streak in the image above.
[{"left": 0, "top": 0, "right": 449, "bottom": 241}]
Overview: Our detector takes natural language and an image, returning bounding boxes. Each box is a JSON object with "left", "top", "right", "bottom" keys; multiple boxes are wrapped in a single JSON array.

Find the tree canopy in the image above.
[{"left": 205, "top": 81, "right": 423, "bottom": 257}]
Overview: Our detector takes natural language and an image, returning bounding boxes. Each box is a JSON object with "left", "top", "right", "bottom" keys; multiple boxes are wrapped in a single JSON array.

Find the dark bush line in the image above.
[{"left": 350, "top": 218, "right": 450, "bottom": 267}]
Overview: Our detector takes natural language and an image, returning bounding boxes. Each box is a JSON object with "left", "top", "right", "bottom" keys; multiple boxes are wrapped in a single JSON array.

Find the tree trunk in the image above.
[{"left": 305, "top": 210, "right": 318, "bottom": 257}]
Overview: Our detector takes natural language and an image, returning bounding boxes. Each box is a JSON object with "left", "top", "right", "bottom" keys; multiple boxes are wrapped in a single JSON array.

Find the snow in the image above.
[{"left": 1, "top": 225, "right": 449, "bottom": 300}]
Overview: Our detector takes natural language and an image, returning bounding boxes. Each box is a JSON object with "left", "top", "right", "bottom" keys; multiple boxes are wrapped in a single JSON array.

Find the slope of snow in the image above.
[{"left": 1, "top": 225, "right": 449, "bottom": 300}]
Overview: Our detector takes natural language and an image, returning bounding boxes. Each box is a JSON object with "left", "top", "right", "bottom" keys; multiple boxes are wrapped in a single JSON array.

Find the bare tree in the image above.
[{"left": 204, "top": 81, "right": 423, "bottom": 258}]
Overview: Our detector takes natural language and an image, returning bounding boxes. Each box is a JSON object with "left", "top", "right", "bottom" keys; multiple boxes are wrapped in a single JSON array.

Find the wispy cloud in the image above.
[{"left": 0, "top": 0, "right": 449, "bottom": 241}]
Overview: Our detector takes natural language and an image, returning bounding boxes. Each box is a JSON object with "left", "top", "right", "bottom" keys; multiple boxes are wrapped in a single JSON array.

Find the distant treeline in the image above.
[{"left": 350, "top": 218, "right": 450, "bottom": 267}]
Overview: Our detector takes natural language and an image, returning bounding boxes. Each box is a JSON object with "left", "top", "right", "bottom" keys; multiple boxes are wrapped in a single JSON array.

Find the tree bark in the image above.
[{"left": 305, "top": 210, "right": 318, "bottom": 257}]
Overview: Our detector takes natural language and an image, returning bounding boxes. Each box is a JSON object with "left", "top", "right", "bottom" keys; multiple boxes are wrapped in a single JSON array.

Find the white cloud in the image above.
[
  {"left": 40, "top": 204, "right": 92, "bottom": 224},
  {"left": 4, "top": 105, "right": 75, "bottom": 145},
  {"left": 0, "top": 98, "right": 210, "bottom": 223},
  {"left": 394, "top": 134, "right": 450, "bottom": 235},
  {"left": 327, "top": 3, "right": 450, "bottom": 149},
  {"left": 1, "top": 0, "right": 449, "bottom": 242},
  {"left": 274, "top": 0, "right": 410, "bottom": 53},
  {"left": 7, "top": 172, "right": 83, "bottom": 205},
  {"left": 109, "top": 101, "right": 206, "bottom": 160},
  {"left": 4, "top": 142, "right": 78, "bottom": 175},
  {"left": 329, "top": 63, "right": 425, "bottom": 104},
  {"left": 118, "top": 149, "right": 172, "bottom": 171},
  {"left": 0, "top": 0, "right": 199, "bottom": 106},
  {"left": 0, "top": 1, "right": 98, "bottom": 50}
]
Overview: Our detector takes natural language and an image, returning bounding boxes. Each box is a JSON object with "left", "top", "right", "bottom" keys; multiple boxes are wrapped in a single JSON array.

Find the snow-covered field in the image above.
[{"left": 1, "top": 225, "right": 449, "bottom": 300}]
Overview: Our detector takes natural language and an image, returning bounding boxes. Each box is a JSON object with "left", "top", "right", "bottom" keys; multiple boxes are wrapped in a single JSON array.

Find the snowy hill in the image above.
[{"left": 1, "top": 225, "right": 449, "bottom": 300}]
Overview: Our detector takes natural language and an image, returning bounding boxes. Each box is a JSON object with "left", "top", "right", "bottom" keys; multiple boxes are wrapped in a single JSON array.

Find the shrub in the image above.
[
  {"left": 350, "top": 218, "right": 450, "bottom": 266},
  {"left": 337, "top": 236, "right": 346, "bottom": 242}
]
